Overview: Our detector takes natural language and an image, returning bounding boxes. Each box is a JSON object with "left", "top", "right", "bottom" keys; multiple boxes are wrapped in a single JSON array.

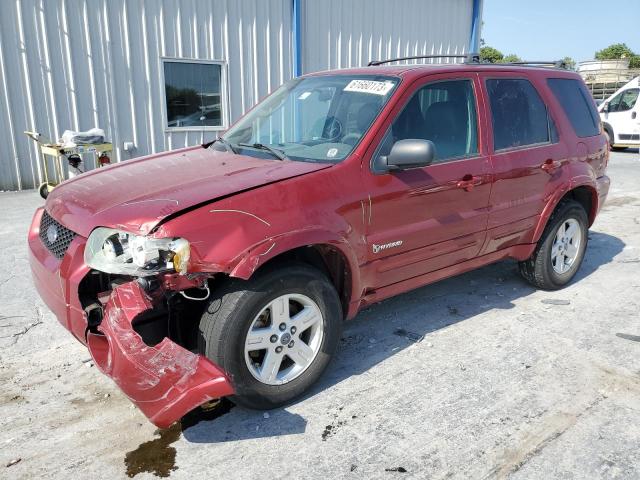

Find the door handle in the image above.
[
  {"left": 456, "top": 174, "right": 482, "bottom": 191},
  {"left": 632, "top": 111, "right": 637, "bottom": 120},
  {"left": 541, "top": 159, "right": 561, "bottom": 173}
]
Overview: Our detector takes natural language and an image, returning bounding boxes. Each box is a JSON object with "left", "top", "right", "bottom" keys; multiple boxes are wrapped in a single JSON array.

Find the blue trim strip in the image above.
[
  {"left": 292, "top": 0, "right": 302, "bottom": 76},
  {"left": 469, "top": 0, "right": 481, "bottom": 53}
]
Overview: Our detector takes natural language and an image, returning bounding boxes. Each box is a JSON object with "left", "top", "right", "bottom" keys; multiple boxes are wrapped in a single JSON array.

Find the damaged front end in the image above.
[
  {"left": 86, "top": 279, "right": 233, "bottom": 428},
  {"left": 28, "top": 208, "right": 234, "bottom": 428}
]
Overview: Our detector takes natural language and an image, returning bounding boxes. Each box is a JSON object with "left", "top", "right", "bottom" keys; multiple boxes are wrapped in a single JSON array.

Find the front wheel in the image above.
[
  {"left": 198, "top": 263, "right": 343, "bottom": 409},
  {"left": 518, "top": 199, "right": 588, "bottom": 290}
]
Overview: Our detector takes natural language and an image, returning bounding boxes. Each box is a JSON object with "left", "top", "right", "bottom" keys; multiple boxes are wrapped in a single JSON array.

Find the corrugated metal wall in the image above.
[
  {"left": 0, "top": 0, "right": 292, "bottom": 191},
  {"left": 0, "top": 0, "right": 474, "bottom": 191},
  {"left": 301, "top": 0, "right": 472, "bottom": 73}
]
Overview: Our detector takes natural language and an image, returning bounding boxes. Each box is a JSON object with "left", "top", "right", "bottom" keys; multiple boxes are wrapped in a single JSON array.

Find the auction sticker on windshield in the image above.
[{"left": 344, "top": 79, "right": 395, "bottom": 96}]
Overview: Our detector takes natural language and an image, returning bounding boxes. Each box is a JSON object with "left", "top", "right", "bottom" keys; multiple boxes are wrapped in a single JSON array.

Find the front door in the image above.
[
  {"left": 362, "top": 74, "right": 491, "bottom": 288},
  {"left": 602, "top": 87, "right": 640, "bottom": 144}
]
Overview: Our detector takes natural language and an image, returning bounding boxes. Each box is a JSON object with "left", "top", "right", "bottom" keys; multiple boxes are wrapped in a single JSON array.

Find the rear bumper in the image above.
[{"left": 28, "top": 207, "right": 234, "bottom": 428}]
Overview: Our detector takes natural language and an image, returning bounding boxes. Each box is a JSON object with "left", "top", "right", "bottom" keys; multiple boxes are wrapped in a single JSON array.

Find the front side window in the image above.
[
  {"left": 609, "top": 88, "right": 640, "bottom": 112},
  {"left": 164, "top": 61, "right": 224, "bottom": 129},
  {"left": 487, "top": 78, "right": 549, "bottom": 150},
  {"left": 223, "top": 75, "right": 399, "bottom": 163},
  {"left": 547, "top": 78, "right": 600, "bottom": 138},
  {"left": 375, "top": 79, "right": 479, "bottom": 163}
]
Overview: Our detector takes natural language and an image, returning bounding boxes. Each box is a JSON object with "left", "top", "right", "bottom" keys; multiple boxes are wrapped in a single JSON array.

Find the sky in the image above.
[{"left": 481, "top": 0, "right": 640, "bottom": 64}]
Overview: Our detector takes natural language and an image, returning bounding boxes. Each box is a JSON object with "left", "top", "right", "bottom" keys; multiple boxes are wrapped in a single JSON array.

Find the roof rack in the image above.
[
  {"left": 368, "top": 55, "right": 568, "bottom": 69},
  {"left": 498, "top": 60, "right": 568, "bottom": 69},
  {"left": 367, "top": 54, "right": 479, "bottom": 66}
]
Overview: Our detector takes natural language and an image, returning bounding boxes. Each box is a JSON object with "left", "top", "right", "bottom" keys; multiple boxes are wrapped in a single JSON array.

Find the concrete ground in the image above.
[{"left": 1, "top": 150, "right": 639, "bottom": 479}]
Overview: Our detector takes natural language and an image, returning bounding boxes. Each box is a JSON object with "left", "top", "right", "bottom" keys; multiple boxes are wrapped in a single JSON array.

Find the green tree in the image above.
[
  {"left": 480, "top": 46, "right": 504, "bottom": 64},
  {"left": 561, "top": 56, "right": 576, "bottom": 70},
  {"left": 595, "top": 43, "right": 635, "bottom": 60},
  {"left": 500, "top": 54, "right": 522, "bottom": 63},
  {"left": 630, "top": 56, "right": 640, "bottom": 69}
]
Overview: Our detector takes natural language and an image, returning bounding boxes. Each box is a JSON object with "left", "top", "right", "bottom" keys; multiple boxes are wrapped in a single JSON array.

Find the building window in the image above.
[{"left": 163, "top": 60, "right": 225, "bottom": 129}]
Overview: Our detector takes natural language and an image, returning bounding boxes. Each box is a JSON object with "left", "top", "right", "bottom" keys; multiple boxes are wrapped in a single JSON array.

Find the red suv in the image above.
[{"left": 29, "top": 60, "right": 610, "bottom": 428}]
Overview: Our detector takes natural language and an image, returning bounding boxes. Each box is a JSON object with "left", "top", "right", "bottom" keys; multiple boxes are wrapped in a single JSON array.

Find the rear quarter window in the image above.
[{"left": 547, "top": 78, "right": 600, "bottom": 138}]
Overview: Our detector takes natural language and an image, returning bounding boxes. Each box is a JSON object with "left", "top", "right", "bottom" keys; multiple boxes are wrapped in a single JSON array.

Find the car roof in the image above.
[{"left": 305, "top": 63, "right": 581, "bottom": 82}]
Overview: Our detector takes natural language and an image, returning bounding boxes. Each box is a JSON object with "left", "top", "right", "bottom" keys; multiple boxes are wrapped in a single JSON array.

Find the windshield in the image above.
[{"left": 222, "top": 75, "right": 399, "bottom": 162}]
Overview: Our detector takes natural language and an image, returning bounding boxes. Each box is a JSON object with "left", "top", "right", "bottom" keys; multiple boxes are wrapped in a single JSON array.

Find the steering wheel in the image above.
[
  {"left": 340, "top": 133, "right": 362, "bottom": 146},
  {"left": 322, "top": 117, "right": 343, "bottom": 141}
]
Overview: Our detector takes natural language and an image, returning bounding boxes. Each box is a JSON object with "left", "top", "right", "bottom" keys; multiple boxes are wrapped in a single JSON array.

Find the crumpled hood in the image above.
[{"left": 46, "top": 146, "right": 331, "bottom": 237}]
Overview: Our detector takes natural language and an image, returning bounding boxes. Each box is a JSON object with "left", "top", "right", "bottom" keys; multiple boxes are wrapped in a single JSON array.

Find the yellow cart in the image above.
[{"left": 25, "top": 131, "right": 113, "bottom": 199}]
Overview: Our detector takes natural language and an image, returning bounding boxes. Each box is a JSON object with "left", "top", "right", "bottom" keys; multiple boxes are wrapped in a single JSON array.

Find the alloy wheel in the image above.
[
  {"left": 244, "top": 294, "right": 324, "bottom": 385},
  {"left": 551, "top": 218, "right": 582, "bottom": 274}
]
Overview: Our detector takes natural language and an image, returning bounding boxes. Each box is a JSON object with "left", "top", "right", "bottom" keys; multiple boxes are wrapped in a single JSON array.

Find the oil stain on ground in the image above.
[
  {"left": 124, "top": 399, "right": 234, "bottom": 478},
  {"left": 125, "top": 424, "right": 181, "bottom": 478}
]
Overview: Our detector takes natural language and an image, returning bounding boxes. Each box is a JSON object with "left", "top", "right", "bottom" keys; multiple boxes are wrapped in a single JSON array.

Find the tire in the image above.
[
  {"left": 39, "top": 183, "right": 51, "bottom": 199},
  {"left": 198, "top": 263, "right": 343, "bottom": 409},
  {"left": 518, "top": 199, "right": 589, "bottom": 290}
]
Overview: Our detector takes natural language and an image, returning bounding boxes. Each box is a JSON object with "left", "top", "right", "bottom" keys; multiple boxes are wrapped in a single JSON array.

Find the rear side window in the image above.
[
  {"left": 547, "top": 78, "right": 600, "bottom": 137},
  {"left": 487, "top": 79, "right": 549, "bottom": 150}
]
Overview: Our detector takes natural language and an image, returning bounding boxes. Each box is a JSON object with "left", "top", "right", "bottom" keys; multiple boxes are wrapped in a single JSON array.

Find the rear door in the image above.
[
  {"left": 361, "top": 73, "right": 492, "bottom": 288},
  {"left": 479, "top": 73, "right": 568, "bottom": 254}
]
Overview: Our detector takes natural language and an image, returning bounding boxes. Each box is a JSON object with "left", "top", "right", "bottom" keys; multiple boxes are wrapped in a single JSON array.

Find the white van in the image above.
[{"left": 599, "top": 76, "right": 639, "bottom": 150}]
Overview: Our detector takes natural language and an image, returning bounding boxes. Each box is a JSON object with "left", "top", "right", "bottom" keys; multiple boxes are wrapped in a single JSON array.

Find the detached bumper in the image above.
[
  {"left": 87, "top": 282, "right": 234, "bottom": 428},
  {"left": 28, "top": 207, "right": 234, "bottom": 428}
]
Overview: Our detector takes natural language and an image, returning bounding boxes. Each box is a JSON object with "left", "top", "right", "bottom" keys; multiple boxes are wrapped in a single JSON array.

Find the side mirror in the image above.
[
  {"left": 377, "top": 139, "right": 436, "bottom": 172},
  {"left": 602, "top": 102, "right": 609, "bottom": 113}
]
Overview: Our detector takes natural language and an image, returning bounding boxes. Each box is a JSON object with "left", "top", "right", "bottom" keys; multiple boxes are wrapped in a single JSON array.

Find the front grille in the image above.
[{"left": 39, "top": 210, "right": 76, "bottom": 259}]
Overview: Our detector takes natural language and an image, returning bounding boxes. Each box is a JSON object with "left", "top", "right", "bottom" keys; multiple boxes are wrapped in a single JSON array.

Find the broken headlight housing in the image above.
[{"left": 84, "top": 227, "right": 190, "bottom": 276}]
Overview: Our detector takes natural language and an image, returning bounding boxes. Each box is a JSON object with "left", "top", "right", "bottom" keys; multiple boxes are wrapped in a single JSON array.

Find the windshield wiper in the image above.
[
  {"left": 237, "top": 142, "right": 288, "bottom": 161},
  {"left": 202, "top": 137, "right": 237, "bottom": 154}
]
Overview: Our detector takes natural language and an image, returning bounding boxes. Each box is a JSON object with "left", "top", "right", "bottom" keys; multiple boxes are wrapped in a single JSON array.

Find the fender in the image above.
[
  {"left": 531, "top": 176, "right": 599, "bottom": 243},
  {"left": 229, "top": 228, "right": 362, "bottom": 314}
]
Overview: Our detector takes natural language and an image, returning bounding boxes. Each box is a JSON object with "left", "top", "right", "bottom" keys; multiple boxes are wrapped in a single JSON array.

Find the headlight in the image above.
[{"left": 84, "top": 227, "right": 190, "bottom": 276}]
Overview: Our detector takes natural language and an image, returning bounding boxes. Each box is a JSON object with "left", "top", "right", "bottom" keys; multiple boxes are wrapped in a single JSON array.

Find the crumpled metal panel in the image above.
[{"left": 87, "top": 281, "right": 234, "bottom": 428}]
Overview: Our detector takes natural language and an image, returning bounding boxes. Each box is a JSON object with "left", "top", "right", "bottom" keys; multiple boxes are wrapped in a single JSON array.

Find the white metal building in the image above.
[{"left": 0, "top": 0, "right": 482, "bottom": 191}]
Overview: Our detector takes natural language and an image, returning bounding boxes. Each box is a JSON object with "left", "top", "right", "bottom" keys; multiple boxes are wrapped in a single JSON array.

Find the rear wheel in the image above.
[
  {"left": 518, "top": 200, "right": 588, "bottom": 290},
  {"left": 198, "top": 263, "right": 342, "bottom": 409}
]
